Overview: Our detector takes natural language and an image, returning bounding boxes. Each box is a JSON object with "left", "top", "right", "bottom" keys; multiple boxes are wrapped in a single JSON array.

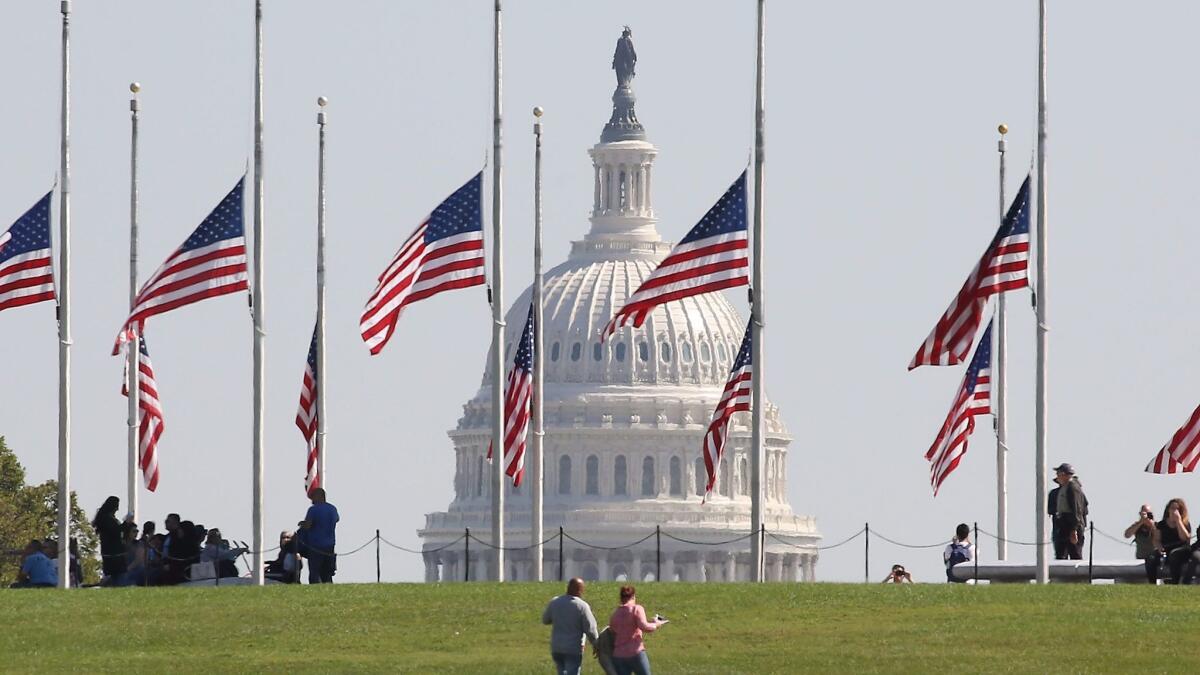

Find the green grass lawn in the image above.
[{"left": 2, "top": 582, "right": 1198, "bottom": 673}]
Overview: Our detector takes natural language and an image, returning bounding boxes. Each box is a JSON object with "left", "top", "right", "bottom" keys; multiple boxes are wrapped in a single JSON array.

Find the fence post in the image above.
[
  {"left": 1088, "top": 521, "right": 1094, "bottom": 583},
  {"left": 375, "top": 529, "right": 381, "bottom": 583},
  {"left": 464, "top": 527, "right": 470, "bottom": 582},
  {"left": 760, "top": 524, "right": 766, "bottom": 582},
  {"left": 864, "top": 522, "right": 870, "bottom": 583},
  {"left": 558, "top": 526, "right": 564, "bottom": 582},
  {"left": 655, "top": 525, "right": 661, "bottom": 582},
  {"left": 973, "top": 521, "right": 979, "bottom": 583}
]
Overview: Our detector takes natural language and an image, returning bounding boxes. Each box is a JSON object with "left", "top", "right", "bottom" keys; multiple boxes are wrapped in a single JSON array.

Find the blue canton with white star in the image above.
[
  {"left": 513, "top": 303, "right": 535, "bottom": 372},
  {"left": 1, "top": 191, "right": 53, "bottom": 263},
  {"left": 179, "top": 178, "right": 245, "bottom": 252},
  {"left": 964, "top": 321, "right": 993, "bottom": 392},
  {"left": 998, "top": 175, "right": 1031, "bottom": 239},
  {"left": 679, "top": 170, "right": 747, "bottom": 245},
  {"left": 730, "top": 322, "right": 753, "bottom": 373},
  {"left": 426, "top": 172, "right": 483, "bottom": 243}
]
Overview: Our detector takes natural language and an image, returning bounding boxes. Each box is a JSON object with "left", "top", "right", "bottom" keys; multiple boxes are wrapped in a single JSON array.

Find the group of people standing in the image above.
[{"left": 542, "top": 578, "right": 668, "bottom": 675}]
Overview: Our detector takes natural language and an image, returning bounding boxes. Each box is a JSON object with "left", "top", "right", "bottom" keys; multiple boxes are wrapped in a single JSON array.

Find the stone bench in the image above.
[{"left": 949, "top": 560, "right": 1150, "bottom": 583}]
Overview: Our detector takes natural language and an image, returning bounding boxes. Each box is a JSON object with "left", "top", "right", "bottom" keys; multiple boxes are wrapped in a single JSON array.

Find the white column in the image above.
[
  {"left": 725, "top": 551, "right": 737, "bottom": 582},
  {"left": 632, "top": 554, "right": 643, "bottom": 583},
  {"left": 593, "top": 164, "right": 602, "bottom": 213},
  {"left": 598, "top": 553, "right": 609, "bottom": 581}
]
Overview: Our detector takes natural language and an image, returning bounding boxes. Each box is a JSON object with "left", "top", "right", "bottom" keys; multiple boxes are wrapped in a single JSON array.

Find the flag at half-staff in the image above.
[
  {"left": 487, "top": 303, "right": 534, "bottom": 485},
  {"left": 359, "top": 172, "right": 486, "bottom": 355},
  {"left": 121, "top": 334, "right": 163, "bottom": 491},
  {"left": 1144, "top": 405, "right": 1200, "bottom": 474},
  {"left": 909, "top": 175, "right": 1030, "bottom": 370},
  {"left": 702, "top": 320, "right": 752, "bottom": 502},
  {"left": 295, "top": 324, "right": 320, "bottom": 493},
  {"left": 926, "top": 320, "right": 993, "bottom": 495},
  {"left": 602, "top": 170, "right": 748, "bottom": 338},
  {"left": 0, "top": 190, "right": 55, "bottom": 314},
  {"left": 112, "top": 177, "right": 249, "bottom": 352}
]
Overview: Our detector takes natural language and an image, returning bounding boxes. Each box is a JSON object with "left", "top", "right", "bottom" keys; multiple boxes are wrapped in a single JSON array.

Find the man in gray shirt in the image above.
[{"left": 542, "top": 577, "right": 600, "bottom": 675}]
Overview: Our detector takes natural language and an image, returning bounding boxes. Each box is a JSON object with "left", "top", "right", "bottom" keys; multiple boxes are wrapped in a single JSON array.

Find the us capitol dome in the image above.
[{"left": 418, "top": 33, "right": 820, "bottom": 583}]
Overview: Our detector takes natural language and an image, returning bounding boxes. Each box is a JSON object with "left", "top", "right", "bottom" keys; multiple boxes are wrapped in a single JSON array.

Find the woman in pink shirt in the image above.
[{"left": 608, "top": 585, "right": 665, "bottom": 675}]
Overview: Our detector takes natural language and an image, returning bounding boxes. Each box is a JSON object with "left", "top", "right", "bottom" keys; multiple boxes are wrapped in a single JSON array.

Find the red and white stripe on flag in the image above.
[
  {"left": 296, "top": 326, "right": 320, "bottom": 494},
  {"left": 486, "top": 305, "right": 535, "bottom": 485},
  {"left": 702, "top": 322, "right": 753, "bottom": 501},
  {"left": 1144, "top": 403, "right": 1200, "bottom": 474},
  {"left": 112, "top": 178, "right": 248, "bottom": 354},
  {"left": 0, "top": 190, "right": 55, "bottom": 313},
  {"left": 360, "top": 173, "right": 485, "bottom": 355},
  {"left": 121, "top": 334, "right": 163, "bottom": 492},
  {"left": 603, "top": 171, "right": 748, "bottom": 339},
  {"left": 909, "top": 175, "right": 1030, "bottom": 370},
  {"left": 925, "top": 321, "right": 993, "bottom": 495}
]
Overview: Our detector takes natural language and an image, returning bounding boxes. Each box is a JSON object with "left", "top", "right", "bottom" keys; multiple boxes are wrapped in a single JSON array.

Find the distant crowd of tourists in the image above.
[{"left": 10, "top": 488, "right": 339, "bottom": 588}]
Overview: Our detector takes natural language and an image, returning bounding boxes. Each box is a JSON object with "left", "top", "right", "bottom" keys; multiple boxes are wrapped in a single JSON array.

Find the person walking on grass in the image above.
[
  {"left": 1050, "top": 463, "right": 1088, "bottom": 560},
  {"left": 608, "top": 585, "right": 666, "bottom": 675},
  {"left": 301, "top": 487, "right": 339, "bottom": 583},
  {"left": 542, "top": 577, "right": 600, "bottom": 675}
]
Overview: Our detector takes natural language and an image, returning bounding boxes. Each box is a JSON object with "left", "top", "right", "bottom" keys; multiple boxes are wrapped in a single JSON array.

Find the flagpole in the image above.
[
  {"left": 250, "top": 0, "right": 266, "bottom": 586},
  {"left": 127, "top": 82, "right": 142, "bottom": 523},
  {"left": 490, "top": 0, "right": 506, "bottom": 582},
  {"left": 55, "top": 0, "right": 72, "bottom": 590},
  {"left": 316, "top": 96, "right": 328, "bottom": 491},
  {"left": 995, "top": 123, "right": 1009, "bottom": 561},
  {"left": 1033, "top": 0, "right": 1050, "bottom": 584},
  {"left": 531, "top": 105, "right": 545, "bottom": 582},
  {"left": 749, "top": 0, "right": 767, "bottom": 583}
]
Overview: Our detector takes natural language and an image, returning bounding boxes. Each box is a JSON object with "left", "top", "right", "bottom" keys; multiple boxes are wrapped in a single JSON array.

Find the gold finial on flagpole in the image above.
[{"left": 998, "top": 123, "right": 1008, "bottom": 135}]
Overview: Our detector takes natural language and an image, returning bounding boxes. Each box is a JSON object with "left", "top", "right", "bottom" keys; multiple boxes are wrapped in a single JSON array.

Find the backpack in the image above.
[{"left": 945, "top": 542, "right": 971, "bottom": 581}]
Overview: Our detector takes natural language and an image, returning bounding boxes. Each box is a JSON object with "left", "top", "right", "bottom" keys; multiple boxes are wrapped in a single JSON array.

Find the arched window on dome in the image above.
[
  {"left": 641, "top": 456, "right": 656, "bottom": 497},
  {"left": 586, "top": 455, "right": 599, "bottom": 495},
  {"left": 558, "top": 455, "right": 572, "bottom": 495},
  {"left": 593, "top": 342, "right": 603, "bottom": 362},
  {"left": 615, "top": 342, "right": 626, "bottom": 363},
  {"left": 669, "top": 457, "right": 682, "bottom": 496},
  {"left": 614, "top": 455, "right": 628, "bottom": 496},
  {"left": 661, "top": 342, "right": 672, "bottom": 363},
  {"left": 739, "top": 456, "right": 749, "bottom": 496},
  {"left": 700, "top": 341, "right": 711, "bottom": 362},
  {"left": 694, "top": 457, "right": 706, "bottom": 496},
  {"left": 638, "top": 341, "right": 649, "bottom": 362},
  {"left": 716, "top": 341, "right": 728, "bottom": 363},
  {"left": 619, "top": 169, "right": 627, "bottom": 209},
  {"left": 571, "top": 342, "right": 582, "bottom": 362},
  {"left": 551, "top": 342, "right": 561, "bottom": 362},
  {"left": 681, "top": 342, "right": 694, "bottom": 363}
]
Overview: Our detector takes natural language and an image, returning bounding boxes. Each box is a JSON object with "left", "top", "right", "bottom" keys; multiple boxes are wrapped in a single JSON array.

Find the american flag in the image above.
[
  {"left": 295, "top": 325, "right": 321, "bottom": 494},
  {"left": 909, "top": 175, "right": 1030, "bottom": 370},
  {"left": 702, "top": 321, "right": 752, "bottom": 501},
  {"left": 486, "top": 304, "right": 534, "bottom": 486},
  {"left": 360, "top": 172, "right": 485, "bottom": 355},
  {"left": 925, "top": 320, "right": 992, "bottom": 495},
  {"left": 113, "top": 178, "right": 248, "bottom": 353},
  {"left": 121, "top": 334, "right": 163, "bottom": 492},
  {"left": 1144, "top": 404, "right": 1200, "bottom": 474},
  {"left": 602, "top": 171, "right": 747, "bottom": 338},
  {"left": 0, "top": 191, "right": 55, "bottom": 313}
]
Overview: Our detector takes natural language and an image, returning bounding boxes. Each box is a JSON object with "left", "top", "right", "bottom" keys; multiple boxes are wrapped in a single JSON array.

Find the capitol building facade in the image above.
[{"left": 418, "top": 40, "right": 820, "bottom": 583}]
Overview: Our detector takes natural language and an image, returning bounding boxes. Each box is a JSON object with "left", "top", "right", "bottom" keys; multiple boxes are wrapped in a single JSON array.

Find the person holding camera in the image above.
[
  {"left": 1152, "top": 498, "right": 1192, "bottom": 584},
  {"left": 608, "top": 585, "right": 666, "bottom": 675},
  {"left": 882, "top": 564, "right": 914, "bottom": 584},
  {"left": 1124, "top": 504, "right": 1159, "bottom": 583}
]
